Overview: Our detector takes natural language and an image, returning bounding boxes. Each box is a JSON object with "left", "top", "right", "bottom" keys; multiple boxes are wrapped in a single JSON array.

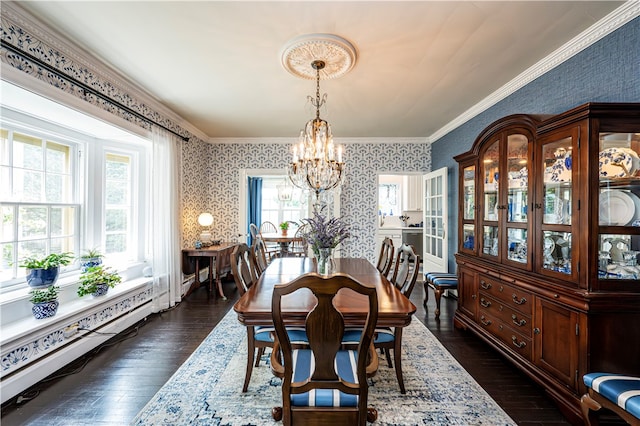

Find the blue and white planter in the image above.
[
  {"left": 26, "top": 267, "right": 60, "bottom": 288},
  {"left": 80, "top": 257, "right": 102, "bottom": 273},
  {"left": 92, "top": 284, "right": 110, "bottom": 297},
  {"left": 31, "top": 300, "right": 59, "bottom": 319}
]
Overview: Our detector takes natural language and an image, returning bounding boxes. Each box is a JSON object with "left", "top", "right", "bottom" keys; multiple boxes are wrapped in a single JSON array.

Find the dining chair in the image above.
[
  {"left": 270, "top": 273, "right": 379, "bottom": 425},
  {"left": 287, "top": 223, "right": 309, "bottom": 257},
  {"left": 249, "top": 223, "right": 259, "bottom": 241},
  {"left": 230, "top": 243, "right": 273, "bottom": 392},
  {"left": 344, "top": 243, "right": 420, "bottom": 394},
  {"left": 259, "top": 221, "right": 281, "bottom": 254},
  {"left": 250, "top": 236, "right": 270, "bottom": 276},
  {"left": 376, "top": 237, "right": 394, "bottom": 277}
]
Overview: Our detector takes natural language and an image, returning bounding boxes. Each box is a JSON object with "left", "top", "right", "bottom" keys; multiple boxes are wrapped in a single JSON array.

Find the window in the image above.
[
  {"left": 379, "top": 183, "right": 400, "bottom": 216},
  {"left": 0, "top": 112, "right": 149, "bottom": 290},
  {"left": 0, "top": 127, "right": 79, "bottom": 284},
  {"left": 261, "top": 177, "right": 308, "bottom": 226}
]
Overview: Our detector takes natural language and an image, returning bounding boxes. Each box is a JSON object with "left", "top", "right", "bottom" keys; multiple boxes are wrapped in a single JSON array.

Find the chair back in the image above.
[
  {"left": 250, "top": 237, "right": 269, "bottom": 276},
  {"left": 288, "top": 223, "right": 309, "bottom": 257},
  {"left": 376, "top": 237, "right": 394, "bottom": 276},
  {"left": 259, "top": 221, "right": 277, "bottom": 234},
  {"left": 271, "top": 273, "right": 378, "bottom": 426},
  {"left": 390, "top": 243, "right": 420, "bottom": 298},
  {"left": 249, "top": 223, "right": 259, "bottom": 240},
  {"left": 230, "top": 243, "right": 256, "bottom": 295}
]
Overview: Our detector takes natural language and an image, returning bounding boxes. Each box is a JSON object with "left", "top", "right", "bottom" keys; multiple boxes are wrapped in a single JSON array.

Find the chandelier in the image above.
[
  {"left": 281, "top": 34, "right": 356, "bottom": 199},
  {"left": 288, "top": 60, "right": 345, "bottom": 197}
]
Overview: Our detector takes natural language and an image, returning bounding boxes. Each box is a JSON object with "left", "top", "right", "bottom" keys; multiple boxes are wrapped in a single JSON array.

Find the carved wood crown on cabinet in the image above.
[{"left": 453, "top": 103, "right": 640, "bottom": 426}]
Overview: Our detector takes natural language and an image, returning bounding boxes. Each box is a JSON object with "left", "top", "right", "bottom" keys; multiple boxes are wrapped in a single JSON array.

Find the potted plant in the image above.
[
  {"left": 279, "top": 221, "right": 290, "bottom": 236},
  {"left": 19, "top": 252, "right": 74, "bottom": 288},
  {"left": 29, "top": 285, "right": 60, "bottom": 319},
  {"left": 79, "top": 248, "right": 103, "bottom": 272},
  {"left": 77, "top": 265, "right": 122, "bottom": 297}
]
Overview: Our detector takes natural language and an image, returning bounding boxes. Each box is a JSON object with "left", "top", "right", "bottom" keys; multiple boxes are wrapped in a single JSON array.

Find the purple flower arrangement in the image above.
[{"left": 301, "top": 205, "right": 353, "bottom": 254}]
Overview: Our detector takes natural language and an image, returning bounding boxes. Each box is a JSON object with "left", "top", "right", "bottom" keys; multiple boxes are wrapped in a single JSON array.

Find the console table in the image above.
[{"left": 182, "top": 242, "right": 238, "bottom": 299}]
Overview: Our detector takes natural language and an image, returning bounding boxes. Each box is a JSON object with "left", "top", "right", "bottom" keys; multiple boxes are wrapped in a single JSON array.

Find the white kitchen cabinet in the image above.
[{"left": 404, "top": 175, "right": 423, "bottom": 211}]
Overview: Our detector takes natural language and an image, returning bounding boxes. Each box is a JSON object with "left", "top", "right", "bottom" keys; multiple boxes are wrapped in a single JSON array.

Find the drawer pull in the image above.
[
  {"left": 480, "top": 316, "right": 492, "bottom": 326},
  {"left": 480, "top": 280, "right": 492, "bottom": 290},
  {"left": 472, "top": 294, "right": 477, "bottom": 300},
  {"left": 499, "top": 285, "right": 504, "bottom": 292},
  {"left": 534, "top": 327, "right": 541, "bottom": 335},
  {"left": 511, "top": 314, "right": 527, "bottom": 327},
  {"left": 480, "top": 298, "right": 492, "bottom": 308},
  {"left": 512, "top": 336, "right": 527, "bottom": 348},
  {"left": 512, "top": 294, "right": 527, "bottom": 305}
]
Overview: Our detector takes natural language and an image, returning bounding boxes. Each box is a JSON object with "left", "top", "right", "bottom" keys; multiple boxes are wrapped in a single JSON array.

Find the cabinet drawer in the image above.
[
  {"left": 478, "top": 293, "right": 532, "bottom": 337},
  {"left": 478, "top": 274, "right": 533, "bottom": 315},
  {"left": 478, "top": 310, "right": 532, "bottom": 359}
]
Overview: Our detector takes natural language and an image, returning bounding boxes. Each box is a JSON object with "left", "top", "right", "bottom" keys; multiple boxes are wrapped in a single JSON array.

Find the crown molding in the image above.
[
  {"left": 1, "top": 2, "right": 209, "bottom": 143},
  {"left": 430, "top": 1, "right": 640, "bottom": 144},
  {"left": 207, "top": 136, "right": 428, "bottom": 145}
]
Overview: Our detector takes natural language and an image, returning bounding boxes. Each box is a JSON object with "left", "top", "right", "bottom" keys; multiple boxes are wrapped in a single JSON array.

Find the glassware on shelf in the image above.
[
  {"left": 482, "top": 225, "right": 499, "bottom": 256},
  {"left": 542, "top": 231, "right": 572, "bottom": 274}
]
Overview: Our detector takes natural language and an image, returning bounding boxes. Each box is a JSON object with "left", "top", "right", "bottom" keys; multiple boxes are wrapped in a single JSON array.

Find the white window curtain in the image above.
[{"left": 150, "top": 127, "right": 181, "bottom": 311}]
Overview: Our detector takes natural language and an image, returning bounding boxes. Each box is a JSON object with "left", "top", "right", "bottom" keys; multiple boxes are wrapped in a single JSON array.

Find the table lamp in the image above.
[{"left": 198, "top": 212, "right": 214, "bottom": 246}]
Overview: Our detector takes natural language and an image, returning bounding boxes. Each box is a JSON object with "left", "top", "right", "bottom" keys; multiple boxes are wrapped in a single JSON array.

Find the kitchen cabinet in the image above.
[
  {"left": 454, "top": 103, "right": 640, "bottom": 424},
  {"left": 376, "top": 228, "right": 403, "bottom": 259},
  {"left": 404, "top": 175, "right": 423, "bottom": 211}
]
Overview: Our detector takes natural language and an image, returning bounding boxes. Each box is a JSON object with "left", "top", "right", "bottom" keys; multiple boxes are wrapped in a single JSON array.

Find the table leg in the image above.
[
  {"left": 214, "top": 255, "right": 227, "bottom": 300},
  {"left": 208, "top": 258, "right": 214, "bottom": 294},
  {"left": 194, "top": 258, "right": 201, "bottom": 287}
]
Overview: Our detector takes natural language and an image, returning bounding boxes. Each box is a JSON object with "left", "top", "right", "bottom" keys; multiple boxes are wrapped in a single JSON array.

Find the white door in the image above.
[{"left": 423, "top": 167, "right": 448, "bottom": 272}]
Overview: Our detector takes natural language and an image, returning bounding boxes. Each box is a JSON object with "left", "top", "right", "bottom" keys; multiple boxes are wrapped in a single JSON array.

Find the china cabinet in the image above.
[{"left": 454, "top": 103, "right": 640, "bottom": 425}]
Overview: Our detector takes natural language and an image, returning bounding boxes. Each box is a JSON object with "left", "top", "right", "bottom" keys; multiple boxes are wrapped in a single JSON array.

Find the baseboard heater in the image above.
[{"left": 1, "top": 280, "right": 153, "bottom": 404}]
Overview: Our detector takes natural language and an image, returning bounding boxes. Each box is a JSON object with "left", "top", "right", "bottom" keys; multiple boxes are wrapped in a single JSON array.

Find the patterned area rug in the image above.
[{"left": 132, "top": 310, "right": 515, "bottom": 425}]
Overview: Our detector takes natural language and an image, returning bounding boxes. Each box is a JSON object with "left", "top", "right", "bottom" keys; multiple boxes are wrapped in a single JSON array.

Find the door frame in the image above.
[{"left": 423, "top": 167, "right": 448, "bottom": 273}]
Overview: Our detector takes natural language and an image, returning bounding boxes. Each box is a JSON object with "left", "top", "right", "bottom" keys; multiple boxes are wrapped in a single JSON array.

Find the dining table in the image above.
[
  {"left": 260, "top": 232, "right": 304, "bottom": 256},
  {"left": 233, "top": 257, "right": 416, "bottom": 328}
]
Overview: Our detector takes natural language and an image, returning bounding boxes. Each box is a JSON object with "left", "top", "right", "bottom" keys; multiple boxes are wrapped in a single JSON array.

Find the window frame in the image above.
[{"left": 0, "top": 109, "right": 150, "bottom": 293}]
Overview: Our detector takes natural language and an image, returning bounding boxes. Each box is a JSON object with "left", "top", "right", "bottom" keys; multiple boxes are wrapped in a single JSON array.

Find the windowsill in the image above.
[
  {"left": 1, "top": 276, "right": 152, "bottom": 345},
  {"left": 0, "top": 261, "right": 149, "bottom": 340}
]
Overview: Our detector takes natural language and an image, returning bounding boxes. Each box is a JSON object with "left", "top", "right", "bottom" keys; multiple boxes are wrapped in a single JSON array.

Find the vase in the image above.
[
  {"left": 26, "top": 267, "right": 60, "bottom": 288},
  {"left": 317, "top": 247, "right": 333, "bottom": 275},
  {"left": 80, "top": 257, "right": 102, "bottom": 273},
  {"left": 92, "top": 284, "right": 110, "bottom": 297},
  {"left": 32, "top": 300, "right": 59, "bottom": 319}
]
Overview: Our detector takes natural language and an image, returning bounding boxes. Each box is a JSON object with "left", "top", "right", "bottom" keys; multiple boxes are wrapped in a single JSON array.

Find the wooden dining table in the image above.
[
  {"left": 261, "top": 233, "right": 304, "bottom": 256},
  {"left": 234, "top": 257, "right": 416, "bottom": 328}
]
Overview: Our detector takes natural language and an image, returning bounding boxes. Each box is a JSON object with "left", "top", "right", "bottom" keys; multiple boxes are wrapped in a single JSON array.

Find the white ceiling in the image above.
[{"left": 17, "top": 1, "right": 624, "bottom": 141}]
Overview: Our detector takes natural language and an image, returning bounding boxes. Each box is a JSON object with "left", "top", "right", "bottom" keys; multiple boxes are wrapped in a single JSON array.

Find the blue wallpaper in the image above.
[
  {"left": 431, "top": 17, "right": 640, "bottom": 271},
  {"left": 203, "top": 141, "right": 431, "bottom": 264}
]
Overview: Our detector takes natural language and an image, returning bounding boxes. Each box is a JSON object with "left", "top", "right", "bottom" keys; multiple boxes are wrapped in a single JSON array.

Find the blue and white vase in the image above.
[
  {"left": 80, "top": 257, "right": 102, "bottom": 273},
  {"left": 91, "top": 284, "right": 110, "bottom": 297},
  {"left": 31, "top": 300, "right": 59, "bottom": 320},
  {"left": 26, "top": 267, "right": 60, "bottom": 288}
]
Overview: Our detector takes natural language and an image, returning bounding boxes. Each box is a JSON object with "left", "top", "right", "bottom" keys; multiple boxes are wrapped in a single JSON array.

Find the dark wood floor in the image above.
[{"left": 0, "top": 276, "right": 624, "bottom": 425}]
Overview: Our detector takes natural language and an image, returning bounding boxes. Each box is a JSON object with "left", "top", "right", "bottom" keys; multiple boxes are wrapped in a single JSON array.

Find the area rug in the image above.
[{"left": 132, "top": 310, "right": 515, "bottom": 425}]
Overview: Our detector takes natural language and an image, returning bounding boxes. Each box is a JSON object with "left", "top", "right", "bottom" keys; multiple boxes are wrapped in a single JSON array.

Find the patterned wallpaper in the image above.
[{"left": 193, "top": 140, "right": 432, "bottom": 263}]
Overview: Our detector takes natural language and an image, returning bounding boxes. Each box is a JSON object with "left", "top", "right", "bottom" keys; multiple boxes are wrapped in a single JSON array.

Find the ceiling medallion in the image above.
[{"left": 280, "top": 33, "right": 357, "bottom": 80}]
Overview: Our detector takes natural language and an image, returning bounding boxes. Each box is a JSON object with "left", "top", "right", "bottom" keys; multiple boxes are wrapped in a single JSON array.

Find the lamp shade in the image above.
[{"left": 198, "top": 213, "right": 214, "bottom": 227}]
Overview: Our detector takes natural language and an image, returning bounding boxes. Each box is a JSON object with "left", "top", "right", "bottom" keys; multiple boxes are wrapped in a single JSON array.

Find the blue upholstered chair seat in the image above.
[
  {"left": 342, "top": 328, "right": 394, "bottom": 345},
  {"left": 290, "top": 349, "right": 359, "bottom": 407},
  {"left": 584, "top": 372, "right": 640, "bottom": 420},
  {"left": 254, "top": 326, "right": 308, "bottom": 344},
  {"left": 425, "top": 272, "right": 458, "bottom": 283},
  {"left": 431, "top": 277, "right": 458, "bottom": 287}
]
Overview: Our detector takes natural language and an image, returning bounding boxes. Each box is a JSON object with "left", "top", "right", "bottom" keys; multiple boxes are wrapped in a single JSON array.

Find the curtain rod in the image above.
[{"left": 1, "top": 40, "right": 190, "bottom": 142}]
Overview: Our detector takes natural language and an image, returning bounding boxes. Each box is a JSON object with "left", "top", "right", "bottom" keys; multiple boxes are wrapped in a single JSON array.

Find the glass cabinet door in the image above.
[
  {"left": 480, "top": 140, "right": 499, "bottom": 259},
  {"left": 461, "top": 165, "right": 476, "bottom": 251},
  {"left": 505, "top": 134, "right": 530, "bottom": 265},
  {"left": 598, "top": 132, "right": 640, "bottom": 282},
  {"left": 540, "top": 135, "right": 574, "bottom": 276}
]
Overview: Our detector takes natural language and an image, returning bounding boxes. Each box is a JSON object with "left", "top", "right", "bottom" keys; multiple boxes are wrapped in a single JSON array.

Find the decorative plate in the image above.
[
  {"left": 547, "top": 155, "right": 572, "bottom": 183},
  {"left": 599, "top": 147, "right": 639, "bottom": 178},
  {"left": 599, "top": 190, "right": 638, "bottom": 225}
]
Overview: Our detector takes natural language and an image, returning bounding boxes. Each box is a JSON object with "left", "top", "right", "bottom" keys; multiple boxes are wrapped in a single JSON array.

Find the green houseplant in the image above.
[
  {"left": 29, "top": 285, "right": 60, "bottom": 319},
  {"left": 19, "top": 252, "right": 74, "bottom": 288},
  {"left": 279, "top": 221, "right": 290, "bottom": 235},
  {"left": 77, "top": 265, "right": 122, "bottom": 297}
]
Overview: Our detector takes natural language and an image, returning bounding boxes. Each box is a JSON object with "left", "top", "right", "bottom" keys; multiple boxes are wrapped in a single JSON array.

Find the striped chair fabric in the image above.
[
  {"left": 582, "top": 372, "right": 640, "bottom": 421},
  {"left": 424, "top": 272, "right": 458, "bottom": 319},
  {"left": 290, "top": 349, "right": 360, "bottom": 407}
]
